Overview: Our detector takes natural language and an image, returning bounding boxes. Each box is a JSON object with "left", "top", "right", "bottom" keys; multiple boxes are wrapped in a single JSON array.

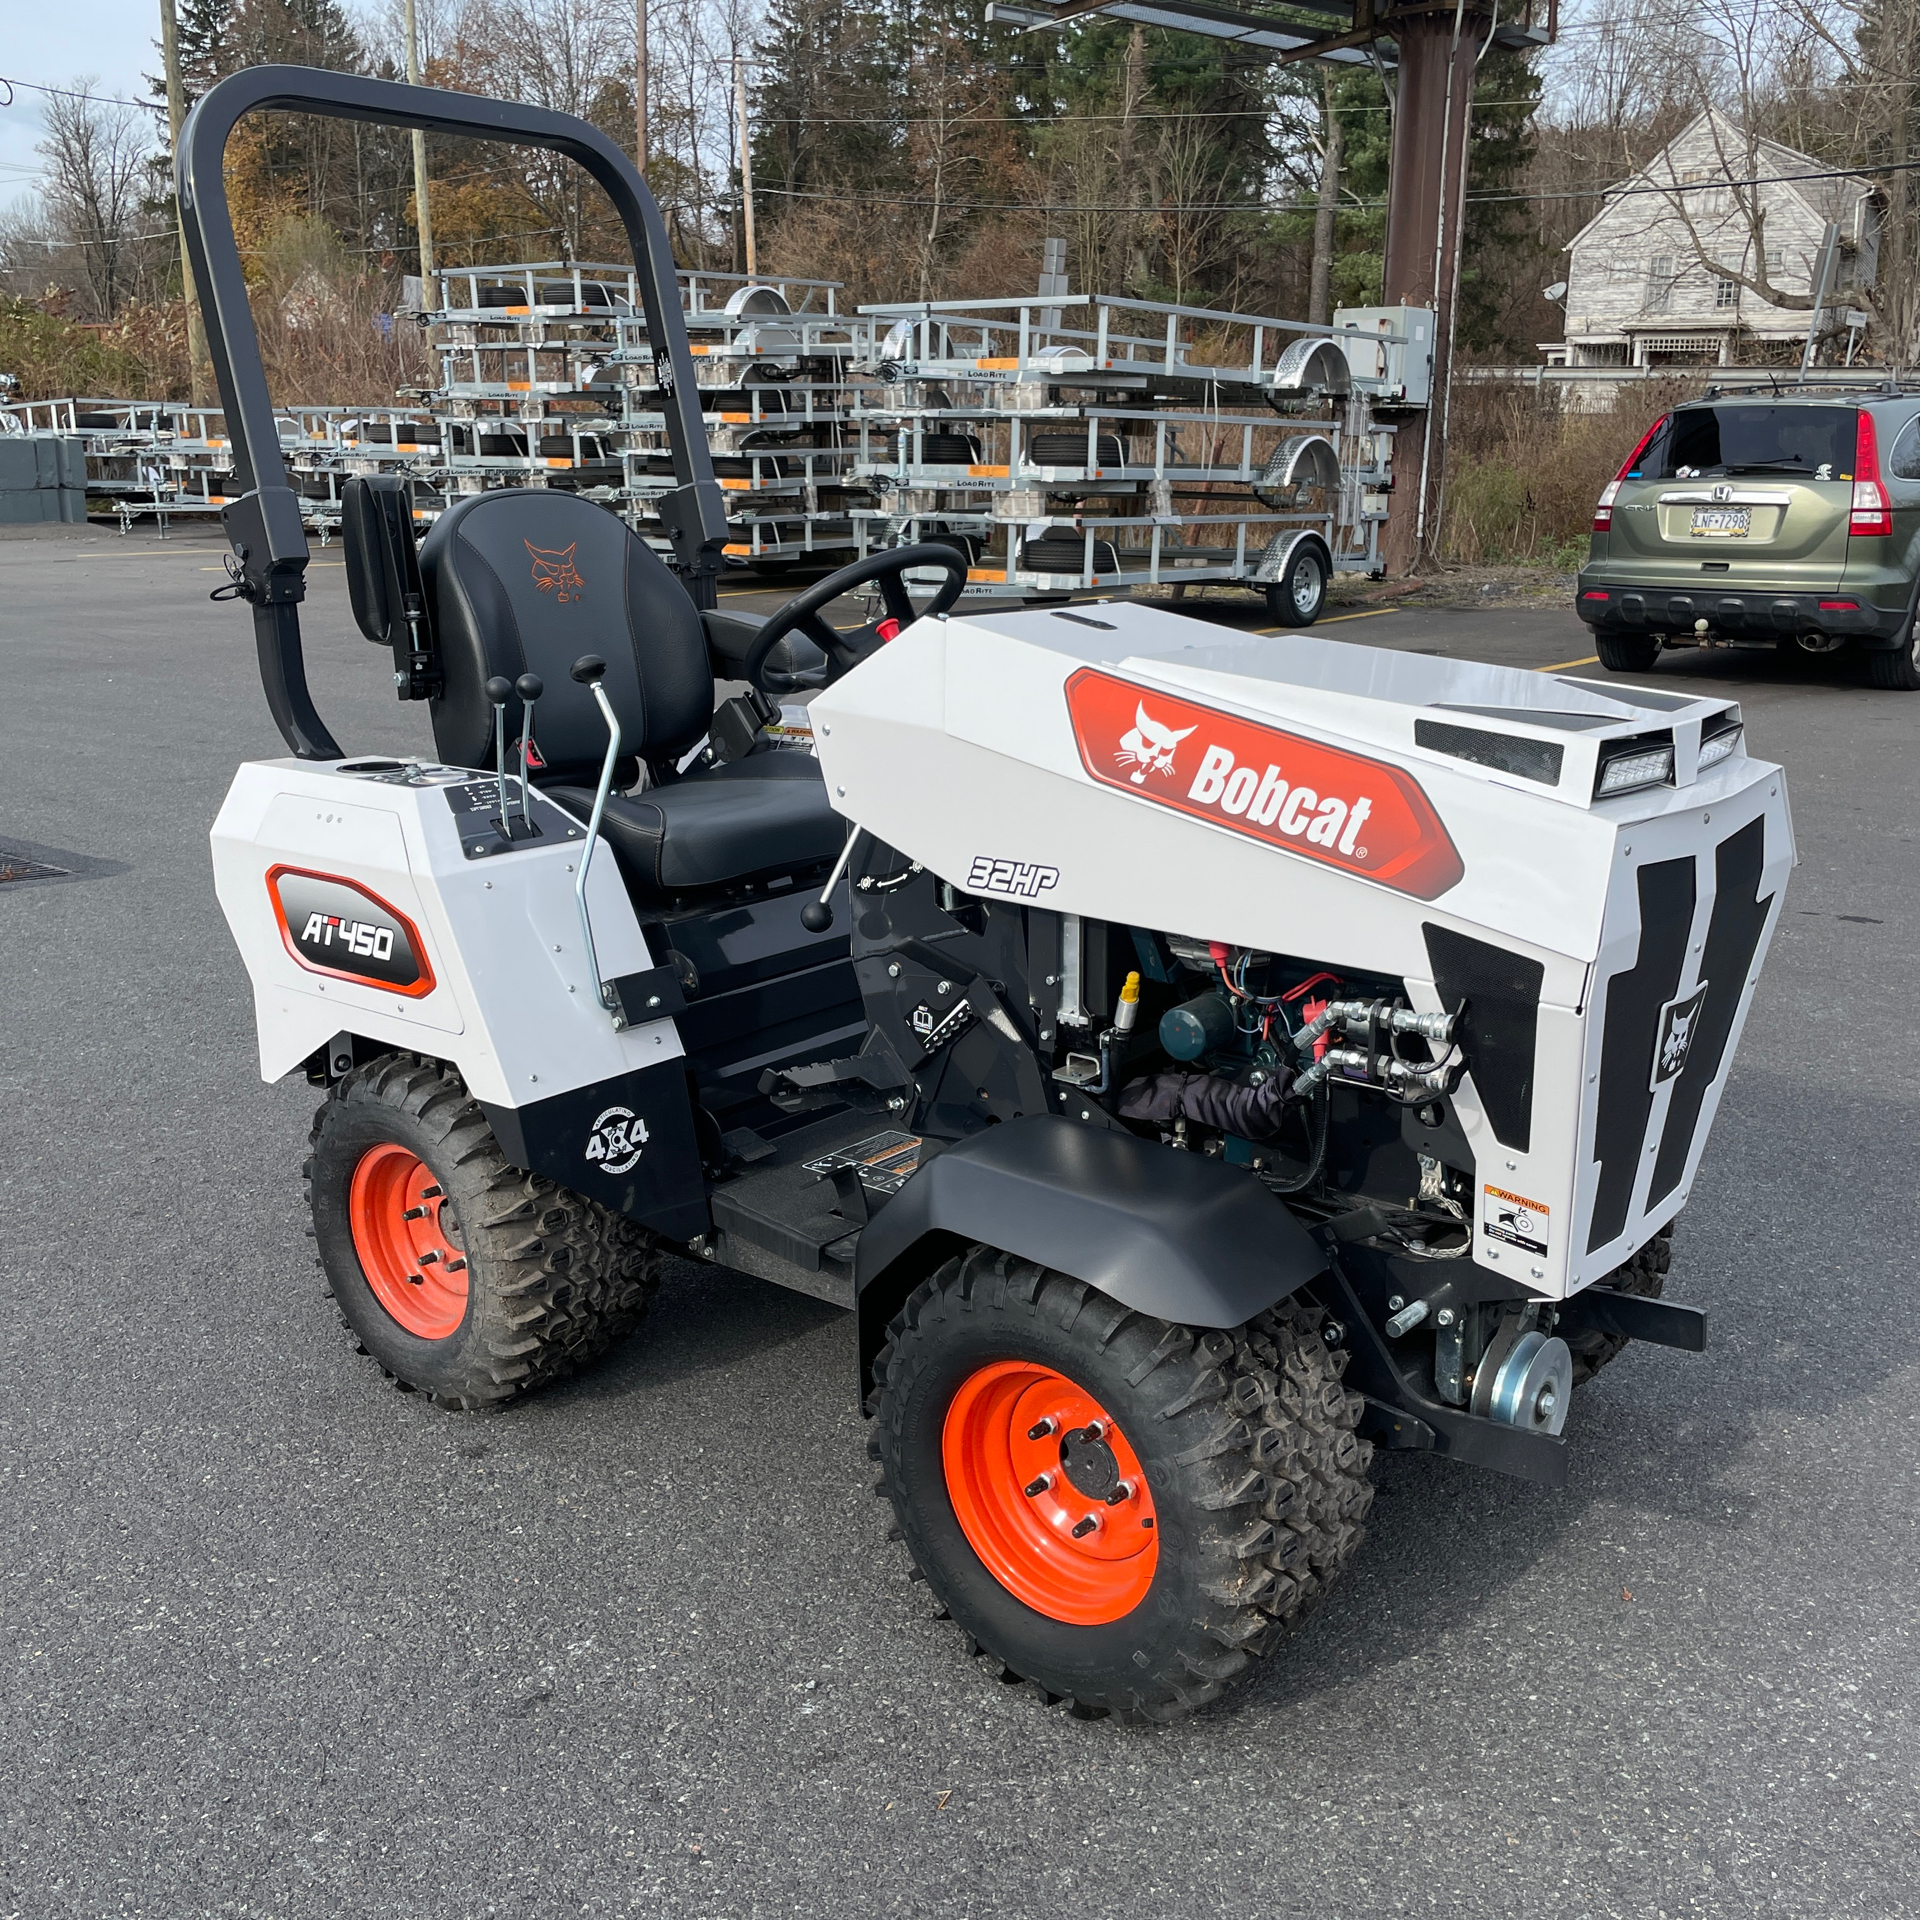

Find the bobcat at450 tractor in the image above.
[{"left": 193, "top": 70, "right": 1793, "bottom": 1724}]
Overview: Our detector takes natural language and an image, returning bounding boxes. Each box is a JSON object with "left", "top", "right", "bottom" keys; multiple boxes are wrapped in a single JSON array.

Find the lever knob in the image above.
[
  {"left": 569, "top": 655, "right": 606, "bottom": 685},
  {"left": 799, "top": 900, "right": 834, "bottom": 933},
  {"left": 484, "top": 675, "right": 513, "bottom": 705},
  {"left": 515, "top": 672, "right": 544, "bottom": 703}
]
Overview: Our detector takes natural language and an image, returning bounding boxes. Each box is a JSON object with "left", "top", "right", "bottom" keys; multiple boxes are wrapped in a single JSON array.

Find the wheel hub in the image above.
[
  {"left": 942, "top": 1361, "right": 1158, "bottom": 1625},
  {"left": 348, "top": 1142, "right": 470, "bottom": 1340}
]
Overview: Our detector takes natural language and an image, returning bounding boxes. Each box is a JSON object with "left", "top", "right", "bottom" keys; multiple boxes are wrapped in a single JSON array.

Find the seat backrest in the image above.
[{"left": 419, "top": 490, "right": 712, "bottom": 778}]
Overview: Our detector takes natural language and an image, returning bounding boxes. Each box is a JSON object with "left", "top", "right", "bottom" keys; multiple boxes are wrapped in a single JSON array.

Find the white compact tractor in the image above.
[{"left": 191, "top": 71, "right": 1793, "bottom": 1723}]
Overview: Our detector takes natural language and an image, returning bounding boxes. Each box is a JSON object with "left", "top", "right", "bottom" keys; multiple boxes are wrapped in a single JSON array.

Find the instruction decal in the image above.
[{"left": 1480, "top": 1183, "right": 1551, "bottom": 1259}]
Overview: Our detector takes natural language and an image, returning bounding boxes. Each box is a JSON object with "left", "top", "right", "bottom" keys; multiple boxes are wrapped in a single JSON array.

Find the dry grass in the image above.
[{"left": 1435, "top": 376, "right": 1706, "bottom": 568}]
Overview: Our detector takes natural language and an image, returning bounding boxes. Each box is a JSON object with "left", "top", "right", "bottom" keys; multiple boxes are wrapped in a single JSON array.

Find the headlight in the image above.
[
  {"left": 1595, "top": 740, "right": 1675, "bottom": 797},
  {"left": 1698, "top": 720, "right": 1743, "bottom": 770}
]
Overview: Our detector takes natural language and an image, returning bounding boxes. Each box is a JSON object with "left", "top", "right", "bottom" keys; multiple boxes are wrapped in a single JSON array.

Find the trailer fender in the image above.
[{"left": 854, "top": 1115, "right": 1326, "bottom": 1399}]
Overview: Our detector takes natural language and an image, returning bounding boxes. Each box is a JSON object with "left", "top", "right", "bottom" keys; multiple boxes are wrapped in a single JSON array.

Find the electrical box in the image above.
[{"left": 1333, "top": 306, "right": 1434, "bottom": 406}]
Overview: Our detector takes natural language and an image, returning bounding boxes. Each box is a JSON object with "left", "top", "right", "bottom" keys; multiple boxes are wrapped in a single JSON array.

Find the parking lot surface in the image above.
[{"left": 3, "top": 527, "right": 1917, "bottom": 1918}]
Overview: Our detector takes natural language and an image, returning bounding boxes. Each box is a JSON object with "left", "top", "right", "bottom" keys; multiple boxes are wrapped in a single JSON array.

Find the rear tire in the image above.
[
  {"left": 869, "top": 1249, "right": 1373, "bottom": 1723},
  {"left": 306, "top": 1053, "right": 659, "bottom": 1410},
  {"left": 1865, "top": 625, "right": 1920, "bottom": 689},
  {"left": 1265, "top": 543, "right": 1328, "bottom": 627},
  {"left": 1567, "top": 1225, "right": 1671, "bottom": 1385},
  {"left": 1596, "top": 631, "right": 1661, "bottom": 673}
]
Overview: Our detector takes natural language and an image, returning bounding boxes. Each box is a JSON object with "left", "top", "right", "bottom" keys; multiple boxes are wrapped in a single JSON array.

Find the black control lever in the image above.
[
  {"left": 514, "top": 671, "right": 543, "bottom": 832},
  {"left": 484, "top": 675, "right": 513, "bottom": 832}
]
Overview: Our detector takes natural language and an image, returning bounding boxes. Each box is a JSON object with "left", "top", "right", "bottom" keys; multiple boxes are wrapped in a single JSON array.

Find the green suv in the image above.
[{"left": 1575, "top": 392, "right": 1920, "bottom": 689}]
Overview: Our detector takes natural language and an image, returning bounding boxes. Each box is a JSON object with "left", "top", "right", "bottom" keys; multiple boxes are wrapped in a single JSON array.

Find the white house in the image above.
[{"left": 1548, "top": 112, "right": 1879, "bottom": 368}]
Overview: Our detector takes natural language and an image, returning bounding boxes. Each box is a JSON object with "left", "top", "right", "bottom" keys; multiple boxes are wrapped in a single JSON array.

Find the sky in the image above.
[{"left": 1, "top": 3, "right": 171, "bottom": 193}]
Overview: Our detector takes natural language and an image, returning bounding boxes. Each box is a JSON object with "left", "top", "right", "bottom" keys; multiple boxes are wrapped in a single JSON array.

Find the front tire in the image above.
[
  {"left": 1596, "top": 630, "right": 1662, "bottom": 673},
  {"left": 306, "top": 1053, "right": 659, "bottom": 1409},
  {"left": 1265, "top": 543, "right": 1329, "bottom": 626},
  {"left": 870, "top": 1250, "right": 1373, "bottom": 1723},
  {"left": 1567, "top": 1225, "right": 1671, "bottom": 1385}
]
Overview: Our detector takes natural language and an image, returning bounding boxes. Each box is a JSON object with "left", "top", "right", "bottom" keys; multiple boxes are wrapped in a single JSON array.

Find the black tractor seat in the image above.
[
  {"left": 542, "top": 751, "right": 835, "bottom": 896},
  {"left": 358, "top": 486, "right": 844, "bottom": 899}
]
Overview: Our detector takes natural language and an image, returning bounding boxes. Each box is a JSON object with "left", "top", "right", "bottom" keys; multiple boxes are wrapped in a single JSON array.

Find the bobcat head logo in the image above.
[
  {"left": 1115, "top": 702, "right": 1197, "bottom": 784},
  {"left": 1653, "top": 982, "right": 1710, "bottom": 1087},
  {"left": 526, "top": 539, "right": 585, "bottom": 603}
]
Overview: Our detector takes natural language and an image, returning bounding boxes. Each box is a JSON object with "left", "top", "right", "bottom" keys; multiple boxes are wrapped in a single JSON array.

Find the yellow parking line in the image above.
[
  {"left": 1251, "top": 607, "right": 1399, "bottom": 635},
  {"left": 1539, "top": 655, "right": 1600, "bottom": 671}
]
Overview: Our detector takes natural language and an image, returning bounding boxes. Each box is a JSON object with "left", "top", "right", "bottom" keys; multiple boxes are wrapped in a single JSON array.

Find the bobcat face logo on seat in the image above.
[{"left": 526, "top": 539, "right": 585, "bottom": 602}]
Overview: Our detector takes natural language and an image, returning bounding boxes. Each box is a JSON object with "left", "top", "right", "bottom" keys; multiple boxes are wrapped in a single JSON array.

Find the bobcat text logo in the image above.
[
  {"left": 526, "top": 539, "right": 585, "bottom": 602},
  {"left": 585, "top": 1105, "right": 648, "bottom": 1175},
  {"left": 1653, "top": 983, "right": 1710, "bottom": 1087},
  {"left": 1116, "top": 702, "right": 1197, "bottom": 784},
  {"left": 965, "top": 855, "right": 1059, "bottom": 899},
  {"left": 1063, "top": 668, "right": 1465, "bottom": 901},
  {"left": 299, "top": 912, "right": 395, "bottom": 964}
]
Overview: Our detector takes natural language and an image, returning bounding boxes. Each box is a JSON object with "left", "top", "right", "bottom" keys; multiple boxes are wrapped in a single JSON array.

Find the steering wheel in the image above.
[{"left": 741, "top": 542, "right": 970, "bottom": 695}]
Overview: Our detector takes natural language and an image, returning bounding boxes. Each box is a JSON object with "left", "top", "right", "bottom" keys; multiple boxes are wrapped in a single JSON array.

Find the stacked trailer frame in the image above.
[{"left": 847, "top": 294, "right": 1410, "bottom": 603}]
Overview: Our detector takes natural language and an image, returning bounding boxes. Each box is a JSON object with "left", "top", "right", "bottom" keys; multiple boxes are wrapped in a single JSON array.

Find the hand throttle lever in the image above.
[{"left": 569, "top": 655, "right": 621, "bottom": 1016}]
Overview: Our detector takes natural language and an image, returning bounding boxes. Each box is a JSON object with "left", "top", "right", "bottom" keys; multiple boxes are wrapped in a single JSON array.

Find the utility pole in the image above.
[
  {"left": 158, "top": 0, "right": 212, "bottom": 404},
  {"left": 635, "top": 0, "right": 648, "bottom": 175},
  {"left": 734, "top": 53, "right": 757, "bottom": 277},
  {"left": 405, "top": 0, "right": 436, "bottom": 303}
]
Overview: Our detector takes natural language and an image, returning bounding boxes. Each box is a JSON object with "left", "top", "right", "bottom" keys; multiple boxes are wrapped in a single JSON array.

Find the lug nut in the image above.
[
  {"left": 402, "top": 1206, "right": 428, "bottom": 1221},
  {"left": 1023, "top": 1474, "right": 1052, "bottom": 1498},
  {"left": 1027, "top": 1418, "right": 1058, "bottom": 1441},
  {"left": 1105, "top": 1480, "right": 1135, "bottom": 1506},
  {"left": 421, "top": 1185, "right": 443, "bottom": 1199},
  {"left": 417, "top": 1250, "right": 440, "bottom": 1265},
  {"left": 1071, "top": 1515, "right": 1099, "bottom": 1539}
]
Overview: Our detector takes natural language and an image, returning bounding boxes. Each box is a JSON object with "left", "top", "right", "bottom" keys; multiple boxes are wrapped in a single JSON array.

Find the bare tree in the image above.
[{"left": 36, "top": 79, "right": 161, "bottom": 320}]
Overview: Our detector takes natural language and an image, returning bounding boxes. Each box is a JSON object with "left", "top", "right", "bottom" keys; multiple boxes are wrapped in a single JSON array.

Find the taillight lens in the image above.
[
  {"left": 1595, "top": 415, "right": 1666, "bottom": 531},
  {"left": 1851, "top": 410, "right": 1892, "bottom": 537}
]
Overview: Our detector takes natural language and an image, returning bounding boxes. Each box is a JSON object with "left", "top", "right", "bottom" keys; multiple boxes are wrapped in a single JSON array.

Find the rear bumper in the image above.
[{"left": 1575, "top": 582, "right": 1910, "bottom": 649}]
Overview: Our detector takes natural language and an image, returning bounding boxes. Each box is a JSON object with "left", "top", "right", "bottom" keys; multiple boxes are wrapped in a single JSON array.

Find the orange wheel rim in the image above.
[
  {"left": 942, "top": 1360, "right": 1158, "bottom": 1625},
  {"left": 347, "top": 1143, "right": 469, "bottom": 1340}
]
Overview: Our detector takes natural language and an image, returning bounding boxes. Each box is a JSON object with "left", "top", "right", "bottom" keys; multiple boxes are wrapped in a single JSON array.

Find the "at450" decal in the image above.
[
  {"left": 1064, "top": 668, "right": 1464, "bottom": 901},
  {"left": 267, "top": 866, "right": 435, "bottom": 995}
]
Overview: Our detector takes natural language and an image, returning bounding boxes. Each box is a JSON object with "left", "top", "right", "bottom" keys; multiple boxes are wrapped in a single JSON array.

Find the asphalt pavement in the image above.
[{"left": 2, "top": 524, "right": 1916, "bottom": 1919}]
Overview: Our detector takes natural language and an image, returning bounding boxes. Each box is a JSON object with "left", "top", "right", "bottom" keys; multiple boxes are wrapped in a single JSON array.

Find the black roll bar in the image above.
[{"left": 177, "top": 66, "right": 731, "bottom": 759}]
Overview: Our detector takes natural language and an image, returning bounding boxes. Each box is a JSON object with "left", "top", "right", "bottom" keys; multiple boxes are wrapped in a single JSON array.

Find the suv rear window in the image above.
[{"left": 1635, "top": 406, "right": 1858, "bottom": 481}]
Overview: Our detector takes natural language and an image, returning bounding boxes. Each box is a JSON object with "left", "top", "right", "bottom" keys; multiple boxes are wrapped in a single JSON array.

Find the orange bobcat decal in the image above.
[{"left": 526, "top": 539, "right": 585, "bottom": 602}]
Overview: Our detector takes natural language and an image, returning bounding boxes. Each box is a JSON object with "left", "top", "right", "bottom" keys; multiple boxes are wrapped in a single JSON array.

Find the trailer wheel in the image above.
[
  {"left": 1265, "top": 543, "right": 1328, "bottom": 626},
  {"left": 869, "top": 1249, "right": 1373, "bottom": 1723},
  {"left": 305, "top": 1053, "right": 658, "bottom": 1410},
  {"left": 1596, "top": 631, "right": 1662, "bottom": 673},
  {"left": 1568, "top": 1225, "right": 1671, "bottom": 1385}
]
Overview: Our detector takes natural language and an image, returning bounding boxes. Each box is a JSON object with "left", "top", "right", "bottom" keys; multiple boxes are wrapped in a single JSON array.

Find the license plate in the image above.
[{"left": 1690, "top": 506, "right": 1751, "bottom": 537}]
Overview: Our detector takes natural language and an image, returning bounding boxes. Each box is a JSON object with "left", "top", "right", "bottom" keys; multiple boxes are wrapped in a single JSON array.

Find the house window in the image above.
[
  {"left": 1647, "top": 256, "right": 1677, "bottom": 312},
  {"left": 1715, "top": 277, "right": 1739, "bottom": 309}
]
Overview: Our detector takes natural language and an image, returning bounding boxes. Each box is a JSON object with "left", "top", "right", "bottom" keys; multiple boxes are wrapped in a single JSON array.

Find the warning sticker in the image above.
[{"left": 1481, "top": 1183, "right": 1551, "bottom": 1258}]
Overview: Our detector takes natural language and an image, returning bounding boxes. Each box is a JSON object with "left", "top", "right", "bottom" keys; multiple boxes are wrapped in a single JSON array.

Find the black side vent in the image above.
[
  {"left": 1648, "top": 817, "right": 1773, "bottom": 1206},
  {"left": 1422, "top": 926, "right": 1546, "bottom": 1152},
  {"left": 1587, "top": 857, "right": 1695, "bottom": 1252},
  {"left": 1414, "top": 719, "right": 1564, "bottom": 786}
]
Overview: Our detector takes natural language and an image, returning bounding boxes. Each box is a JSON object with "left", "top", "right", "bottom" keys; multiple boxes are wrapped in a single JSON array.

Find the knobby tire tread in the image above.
[
  {"left": 869, "top": 1250, "right": 1374, "bottom": 1724},
  {"left": 306, "top": 1052, "right": 658, "bottom": 1411}
]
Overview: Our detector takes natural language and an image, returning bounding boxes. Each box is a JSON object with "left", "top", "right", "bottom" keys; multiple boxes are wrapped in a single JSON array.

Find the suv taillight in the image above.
[
  {"left": 1595, "top": 414, "right": 1667, "bottom": 531},
  {"left": 1851, "top": 410, "right": 1892, "bottom": 537}
]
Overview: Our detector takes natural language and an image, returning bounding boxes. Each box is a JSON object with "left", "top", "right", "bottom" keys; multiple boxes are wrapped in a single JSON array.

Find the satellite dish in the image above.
[{"left": 1544, "top": 282, "right": 1569, "bottom": 303}]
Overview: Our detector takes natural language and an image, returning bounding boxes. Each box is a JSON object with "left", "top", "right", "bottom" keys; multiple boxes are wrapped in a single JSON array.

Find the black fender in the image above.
[{"left": 854, "top": 1116, "right": 1326, "bottom": 1399}]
